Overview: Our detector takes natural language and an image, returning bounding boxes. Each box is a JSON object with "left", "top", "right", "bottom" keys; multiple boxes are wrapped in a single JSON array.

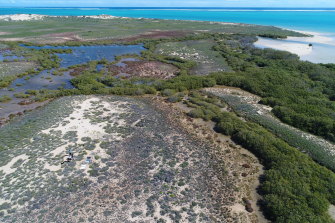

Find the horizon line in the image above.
[{"left": 1, "top": 7, "right": 335, "bottom": 9}]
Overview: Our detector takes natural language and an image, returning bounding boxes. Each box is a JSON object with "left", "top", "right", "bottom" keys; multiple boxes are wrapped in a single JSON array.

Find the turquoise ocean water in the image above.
[{"left": 0, "top": 8, "right": 335, "bottom": 33}]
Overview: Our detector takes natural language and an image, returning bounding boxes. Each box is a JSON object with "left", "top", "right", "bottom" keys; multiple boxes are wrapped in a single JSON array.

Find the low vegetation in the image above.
[
  {"left": 184, "top": 92, "right": 335, "bottom": 223},
  {"left": 204, "top": 87, "right": 335, "bottom": 172},
  {"left": 0, "top": 95, "right": 11, "bottom": 103},
  {"left": 0, "top": 46, "right": 67, "bottom": 88},
  {"left": 155, "top": 39, "right": 230, "bottom": 75},
  {"left": 210, "top": 34, "right": 335, "bottom": 143},
  {"left": 0, "top": 16, "right": 304, "bottom": 44}
]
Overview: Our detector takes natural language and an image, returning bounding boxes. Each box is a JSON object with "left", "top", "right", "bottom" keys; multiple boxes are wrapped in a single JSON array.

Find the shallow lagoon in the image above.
[
  {"left": 0, "top": 44, "right": 145, "bottom": 120},
  {"left": 23, "top": 44, "right": 145, "bottom": 67}
]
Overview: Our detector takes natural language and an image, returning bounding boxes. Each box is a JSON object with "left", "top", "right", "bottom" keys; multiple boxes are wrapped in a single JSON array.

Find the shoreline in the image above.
[
  {"left": 0, "top": 14, "right": 126, "bottom": 21},
  {"left": 254, "top": 29, "right": 335, "bottom": 64},
  {"left": 285, "top": 29, "right": 335, "bottom": 46},
  {"left": 0, "top": 13, "right": 261, "bottom": 26},
  {"left": 0, "top": 13, "right": 311, "bottom": 31}
]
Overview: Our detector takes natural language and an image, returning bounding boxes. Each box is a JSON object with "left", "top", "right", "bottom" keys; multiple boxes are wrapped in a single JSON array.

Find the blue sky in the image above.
[{"left": 1, "top": 0, "right": 335, "bottom": 7}]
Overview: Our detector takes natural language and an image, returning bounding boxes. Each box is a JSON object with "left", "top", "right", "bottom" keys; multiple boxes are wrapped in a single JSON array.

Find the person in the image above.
[{"left": 61, "top": 151, "right": 74, "bottom": 164}]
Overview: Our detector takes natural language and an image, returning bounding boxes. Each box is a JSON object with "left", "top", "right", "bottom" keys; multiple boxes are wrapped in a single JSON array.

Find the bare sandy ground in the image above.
[
  {"left": 255, "top": 37, "right": 313, "bottom": 56},
  {"left": 329, "top": 205, "right": 335, "bottom": 220},
  {"left": 288, "top": 30, "right": 335, "bottom": 46},
  {"left": 0, "top": 14, "right": 122, "bottom": 21},
  {"left": 0, "top": 14, "right": 46, "bottom": 21},
  {"left": 0, "top": 95, "right": 267, "bottom": 222},
  {"left": 254, "top": 30, "right": 335, "bottom": 62}
]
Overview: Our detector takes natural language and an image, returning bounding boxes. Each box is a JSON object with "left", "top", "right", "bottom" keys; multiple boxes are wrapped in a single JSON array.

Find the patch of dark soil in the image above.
[{"left": 70, "top": 66, "right": 88, "bottom": 76}]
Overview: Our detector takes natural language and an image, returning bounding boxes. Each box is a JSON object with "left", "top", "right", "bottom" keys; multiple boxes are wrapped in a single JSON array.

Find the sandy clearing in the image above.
[
  {"left": 329, "top": 205, "right": 335, "bottom": 221},
  {"left": 41, "top": 97, "right": 125, "bottom": 143},
  {"left": 231, "top": 203, "right": 247, "bottom": 214},
  {"left": 38, "top": 96, "right": 130, "bottom": 175},
  {"left": 49, "top": 143, "right": 71, "bottom": 157},
  {"left": 0, "top": 96, "right": 134, "bottom": 212},
  {"left": 44, "top": 162, "right": 61, "bottom": 172},
  {"left": 255, "top": 37, "right": 313, "bottom": 56},
  {"left": 0, "top": 154, "right": 29, "bottom": 175}
]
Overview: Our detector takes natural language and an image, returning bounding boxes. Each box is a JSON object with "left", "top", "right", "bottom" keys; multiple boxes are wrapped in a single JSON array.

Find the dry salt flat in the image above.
[{"left": 156, "top": 40, "right": 229, "bottom": 75}]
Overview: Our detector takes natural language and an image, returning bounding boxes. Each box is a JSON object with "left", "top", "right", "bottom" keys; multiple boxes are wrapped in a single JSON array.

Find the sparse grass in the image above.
[
  {"left": 0, "top": 17, "right": 304, "bottom": 44},
  {"left": 0, "top": 62, "right": 35, "bottom": 79},
  {"left": 156, "top": 40, "right": 230, "bottom": 75}
]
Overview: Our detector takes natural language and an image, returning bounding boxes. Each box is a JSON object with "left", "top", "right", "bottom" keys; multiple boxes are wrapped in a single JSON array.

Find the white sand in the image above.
[
  {"left": 255, "top": 37, "right": 313, "bottom": 56},
  {"left": 0, "top": 14, "right": 125, "bottom": 22},
  {"left": 255, "top": 29, "right": 335, "bottom": 60},
  {"left": 0, "top": 154, "right": 29, "bottom": 175},
  {"left": 231, "top": 203, "right": 247, "bottom": 213},
  {"left": 287, "top": 30, "right": 335, "bottom": 46},
  {"left": 44, "top": 162, "right": 61, "bottom": 172},
  {"left": 0, "top": 14, "right": 46, "bottom": 21},
  {"left": 42, "top": 97, "right": 124, "bottom": 144},
  {"left": 85, "top": 15, "right": 118, "bottom": 19},
  {"left": 40, "top": 97, "right": 129, "bottom": 174},
  {"left": 209, "top": 21, "right": 242, "bottom": 26},
  {"left": 329, "top": 205, "right": 335, "bottom": 220}
]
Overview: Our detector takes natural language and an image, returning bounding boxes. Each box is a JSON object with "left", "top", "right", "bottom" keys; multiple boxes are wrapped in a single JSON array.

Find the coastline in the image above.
[
  {"left": 254, "top": 29, "right": 335, "bottom": 64},
  {"left": 287, "top": 30, "right": 335, "bottom": 46},
  {"left": 0, "top": 13, "right": 271, "bottom": 27},
  {"left": 1, "top": 13, "right": 334, "bottom": 64},
  {"left": 0, "top": 14, "right": 123, "bottom": 21}
]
